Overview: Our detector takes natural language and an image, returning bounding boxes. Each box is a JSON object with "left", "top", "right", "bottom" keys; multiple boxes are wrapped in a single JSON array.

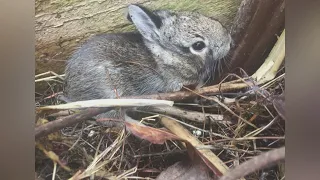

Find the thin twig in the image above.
[
  {"left": 182, "top": 86, "right": 257, "bottom": 128},
  {"left": 124, "top": 82, "right": 251, "bottom": 101},
  {"left": 133, "top": 150, "right": 186, "bottom": 158},
  {"left": 138, "top": 106, "right": 226, "bottom": 123}
]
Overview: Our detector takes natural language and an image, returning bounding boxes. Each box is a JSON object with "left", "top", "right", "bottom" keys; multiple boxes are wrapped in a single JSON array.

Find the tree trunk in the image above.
[{"left": 228, "top": 0, "right": 285, "bottom": 76}]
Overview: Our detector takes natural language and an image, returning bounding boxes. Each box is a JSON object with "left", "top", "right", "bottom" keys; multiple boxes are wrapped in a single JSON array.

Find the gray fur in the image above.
[{"left": 64, "top": 5, "right": 232, "bottom": 122}]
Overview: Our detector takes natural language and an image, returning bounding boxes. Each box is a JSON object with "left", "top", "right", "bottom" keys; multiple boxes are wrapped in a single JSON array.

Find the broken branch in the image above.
[
  {"left": 219, "top": 146, "right": 285, "bottom": 180},
  {"left": 35, "top": 107, "right": 110, "bottom": 139}
]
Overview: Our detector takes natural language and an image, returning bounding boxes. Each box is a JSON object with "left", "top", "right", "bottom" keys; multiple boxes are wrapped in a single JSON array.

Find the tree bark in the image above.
[{"left": 228, "top": 0, "right": 285, "bottom": 76}]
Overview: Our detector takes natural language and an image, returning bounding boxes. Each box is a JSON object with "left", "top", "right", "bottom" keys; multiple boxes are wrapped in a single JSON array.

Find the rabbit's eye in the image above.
[{"left": 191, "top": 41, "right": 206, "bottom": 51}]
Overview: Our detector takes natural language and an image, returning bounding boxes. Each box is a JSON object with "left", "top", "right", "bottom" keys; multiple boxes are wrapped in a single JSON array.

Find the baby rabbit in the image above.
[{"left": 64, "top": 4, "right": 232, "bottom": 121}]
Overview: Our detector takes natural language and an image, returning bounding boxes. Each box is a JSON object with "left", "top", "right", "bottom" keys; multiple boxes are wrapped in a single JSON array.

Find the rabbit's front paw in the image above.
[{"left": 168, "top": 81, "right": 183, "bottom": 92}]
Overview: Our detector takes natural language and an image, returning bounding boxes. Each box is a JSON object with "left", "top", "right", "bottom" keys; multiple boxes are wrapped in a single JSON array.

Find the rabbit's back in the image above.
[
  {"left": 64, "top": 4, "right": 232, "bottom": 104},
  {"left": 64, "top": 33, "right": 167, "bottom": 101}
]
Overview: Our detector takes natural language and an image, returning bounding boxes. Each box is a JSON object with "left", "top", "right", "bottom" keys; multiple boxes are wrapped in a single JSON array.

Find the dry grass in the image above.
[{"left": 35, "top": 65, "right": 285, "bottom": 180}]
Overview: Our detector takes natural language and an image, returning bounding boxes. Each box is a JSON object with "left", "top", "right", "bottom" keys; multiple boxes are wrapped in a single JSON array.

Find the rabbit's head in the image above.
[{"left": 127, "top": 5, "right": 232, "bottom": 87}]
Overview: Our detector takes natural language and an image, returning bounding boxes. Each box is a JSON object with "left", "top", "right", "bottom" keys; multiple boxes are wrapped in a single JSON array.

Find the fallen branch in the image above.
[
  {"left": 35, "top": 81, "right": 251, "bottom": 139},
  {"left": 35, "top": 107, "right": 110, "bottom": 139},
  {"left": 219, "top": 146, "right": 285, "bottom": 180}
]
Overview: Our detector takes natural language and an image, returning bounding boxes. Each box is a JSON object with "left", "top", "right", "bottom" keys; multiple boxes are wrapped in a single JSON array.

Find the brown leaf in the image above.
[
  {"left": 36, "top": 143, "right": 71, "bottom": 171},
  {"left": 125, "top": 121, "right": 182, "bottom": 144},
  {"left": 273, "top": 94, "right": 285, "bottom": 120},
  {"left": 68, "top": 170, "right": 82, "bottom": 180},
  {"left": 46, "top": 151, "right": 71, "bottom": 171},
  {"left": 160, "top": 116, "right": 230, "bottom": 178},
  {"left": 156, "top": 161, "right": 214, "bottom": 180},
  {"left": 185, "top": 142, "right": 224, "bottom": 177}
]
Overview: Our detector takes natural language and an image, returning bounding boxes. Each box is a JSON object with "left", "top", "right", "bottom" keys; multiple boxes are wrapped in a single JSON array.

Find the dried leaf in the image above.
[
  {"left": 36, "top": 118, "right": 49, "bottom": 126},
  {"left": 47, "top": 132, "right": 62, "bottom": 141},
  {"left": 156, "top": 161, "right": 213, "bottom": 180},
  {"left": 125, "top": 120, "right": 181, "bottom": 144},
  {"left": 36, "top": 143, "right": 71, "bottom": 171},
  {"left": 160, "top": 116, "right": 233, "bottom": 179},
  {"left": 46, "top": 151, "right": 71, "bottom": 171},
  {"left": 186, "top": 142, "right": 224, "bottom": 177}
]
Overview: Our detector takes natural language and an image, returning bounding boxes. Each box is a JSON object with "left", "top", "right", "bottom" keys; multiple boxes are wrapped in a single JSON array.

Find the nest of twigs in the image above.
[
  {"left": 35, "top": 66, "right": 285, "bottom": 180},
  {"left": 35, "top": 29, "right": 285, "bottom": 180}
]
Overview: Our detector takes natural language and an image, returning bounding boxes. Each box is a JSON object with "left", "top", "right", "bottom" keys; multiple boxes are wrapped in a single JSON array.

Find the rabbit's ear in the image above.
[{"left": 128, "top": 5, "right": 162, "bottom": 42}]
